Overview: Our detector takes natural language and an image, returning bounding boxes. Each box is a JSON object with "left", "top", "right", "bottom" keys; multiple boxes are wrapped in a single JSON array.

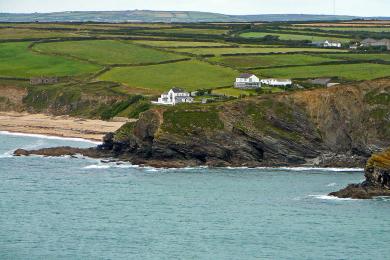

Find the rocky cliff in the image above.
[
  {"left": 14, "top": 78, "right": 390, "bottom": 168},
  {"left": 330, "top": 149, "right": 390, "bottom": 199}
]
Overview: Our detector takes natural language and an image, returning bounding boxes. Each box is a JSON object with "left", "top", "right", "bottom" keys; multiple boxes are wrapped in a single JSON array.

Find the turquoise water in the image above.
[{"left": 0, "top": 132, "right": 389, "bottom": 259}]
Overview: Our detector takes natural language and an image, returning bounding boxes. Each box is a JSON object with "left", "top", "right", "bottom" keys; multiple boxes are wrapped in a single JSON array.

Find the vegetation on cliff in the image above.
[{"left": 367, "top": 149, "right": 390, "bottom": 169}]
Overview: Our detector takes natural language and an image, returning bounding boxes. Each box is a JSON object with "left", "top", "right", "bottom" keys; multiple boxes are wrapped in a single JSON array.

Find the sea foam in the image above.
[
  {"left": 309, "top": 194, "right": 357, "bottom": 201},
  {"left": 0, "top": 131, "right": 100, "bottom": 144}
]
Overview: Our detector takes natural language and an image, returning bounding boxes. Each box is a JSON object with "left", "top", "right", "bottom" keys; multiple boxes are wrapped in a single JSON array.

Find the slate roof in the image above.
[
  {"left": 238, "top": 73, "right": 255, "bottom": 79},
  {"left": 171, "top": 87, "right": 186, "bottom": 93}
]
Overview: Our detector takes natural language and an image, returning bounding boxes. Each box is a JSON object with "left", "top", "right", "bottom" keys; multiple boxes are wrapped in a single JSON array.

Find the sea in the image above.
[{"left": 0, "top": 131, "right": 389, "bottom": 259}]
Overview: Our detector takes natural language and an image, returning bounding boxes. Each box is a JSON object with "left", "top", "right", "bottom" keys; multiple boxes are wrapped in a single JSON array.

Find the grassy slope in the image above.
[
  {"left": 0, "top": 42, "right": 101, "bottom": 78},
  {"left": 209, "top": 54, "right": 341, "bottom": 68},
  {"left": 257, "top": 63, "right": 390, "bottom": 80},
  {"left": 175, "top": 47, "right": 347, "bottom": 55},
  {"left": 239, "top": 32, "right": 351, "bottom": 42},
  {"left": 99, "top": 60, "right": 238, "bottom": 92},
  {"left": 34, "top": 40, "right": 185, "bottom": 65}
]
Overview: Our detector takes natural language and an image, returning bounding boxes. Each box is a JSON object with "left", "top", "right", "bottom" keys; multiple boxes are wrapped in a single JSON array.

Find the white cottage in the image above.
[
  {"left": 260, "top": 78, "right": 292, "bottom": 86},
  {"left": 234, "top": 73, "right": 261, "bottom": 89},
  {"left": 312, "top": 40, "right": 342, "bottom": 48},
  {"left": 153, "top": 88, "right": 194, "bottom": 105}
]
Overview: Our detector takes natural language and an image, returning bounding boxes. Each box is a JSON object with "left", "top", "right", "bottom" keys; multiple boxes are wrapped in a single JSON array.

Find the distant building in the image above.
[
  {"left": 30, "top": 77, "right": 58, "bottom": 85},
  {"left": 260, "top": 78, "right": 292, "bottom": 87},
  {"left": 152, "top": 88, "right": 194, "bottom": 105},
  {"left": 361, "top": 38, "right": 390, "bottom": 50},
  {"left": 349, "top": 43, "right": 361, "bottom": 50},
  {"left": 307, "top": 78, "right": 332, "bottom": 86},
  {"left": 234, "top": 73, "right": 261, "bottom": 89},
  {"left": 312, "top": 40, "right": 342, "bottom": 48}
]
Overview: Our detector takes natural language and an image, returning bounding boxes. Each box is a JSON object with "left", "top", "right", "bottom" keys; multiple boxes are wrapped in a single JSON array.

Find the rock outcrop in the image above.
[
  {"left": 13, "top": 79, "right": 390, "bottom": 168},
  {"left": 330, "top": 149, "right": 390, "bottom": 199}
]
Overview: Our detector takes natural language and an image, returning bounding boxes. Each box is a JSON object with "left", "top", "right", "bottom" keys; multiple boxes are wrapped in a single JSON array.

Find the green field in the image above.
[
  {"left": 295, "top": 26, "right": 390, "bottom": 32},
  {"left": 99, "top": 60, "right": 238, "bottom": 92},
  {"left": 209, "top": 54, "right": 340, "bottom": 68},
  {"left": 239, "top": 32, "right": 351, "bottom": 42},
  {"left": 318, "top": 53, "right": 390, "bottom": 62},
  {"left": 34, "top": 40, "right": 186, "bottom": 65},
  {"left": 175, "top": 47, "right": 347, "bottom": 56},
  {"left": 0, "top": 42, "right": 101, "bottom": 78},
  {"left": 140, "top": 28, "right": 229, "bottom": 35},
  {"left": 132, "top": 40, "right": 232, "bottom": 48},
  {"left": 0, "top": 28, "right": 82, "bottom": 39},
  {"left": 257, "top": 63, "right": 390, "bottom": 81}
]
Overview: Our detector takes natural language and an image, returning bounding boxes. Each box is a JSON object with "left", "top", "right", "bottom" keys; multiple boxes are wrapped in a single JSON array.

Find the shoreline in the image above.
[{"left": 0, "top": 112, "right": 128, "bottom": 142}]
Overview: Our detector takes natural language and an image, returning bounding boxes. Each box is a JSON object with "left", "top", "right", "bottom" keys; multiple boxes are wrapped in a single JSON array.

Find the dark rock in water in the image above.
[
  {"left": 14, "top": 149, "right": 30, "bottom": 156},
  {"left": 330, "top": 149, "right": 390, "bottom": 199}
]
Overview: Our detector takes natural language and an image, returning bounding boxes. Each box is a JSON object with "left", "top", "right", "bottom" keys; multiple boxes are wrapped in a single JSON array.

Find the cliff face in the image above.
[
  {"left": 330, "top": 149, "right": 390, "bottom": 199},
  {"left": 14, "top": 78, "right": 390, "bottom": 168},
  {"left": 105, "top": 79, "right": 390, "bottom": 167}
]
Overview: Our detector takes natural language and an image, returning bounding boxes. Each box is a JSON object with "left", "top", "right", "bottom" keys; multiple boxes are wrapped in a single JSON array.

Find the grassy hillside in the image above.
[
  {"left": 99, "top": 60, "right": 238, "bottom": 92},
  {"left": 1, "top": 20, "right": 390, "bottom": 120},
  {"left": 0, "top": 42, "right": 101, "bottom": 78},
  {"left": 34, "top": 40, "right": 185, "bottom": 65}
]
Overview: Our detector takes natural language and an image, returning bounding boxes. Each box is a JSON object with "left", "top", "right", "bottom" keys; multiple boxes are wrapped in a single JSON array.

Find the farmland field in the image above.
[
  {"left": 33, "top": 40, "right": 186, "bottom": 65},
  {"left": 292, "top": 26, "right": 390, "bottom": 32},
  {"left": 174, "top": 47, "right": 348, "bottom": 56},
  {"left": 99, "top": 60, "right": 238, "bottom": 92},
  {"left": 1, "top": 20, "right": 390, "bottom": 120},
  {"left": 257, "top": 63, "right": 390, "bottom": 81},
  {"left": 139, "top": 28, "right": 229, "bottom": 35},
  {"left": 0, "top": 28, "right": 83, "bottom": 39},
  {"left": 0, "top": 42, "right": 101, "bottom": 78},
  {"left": 239, "top": 32, "right": 351, "bottom": 42},
  {"left": 131, "top": 40, "right": 233, "bottom": 48},
  {"left": 318, "top": 53, "right": 390, "bottom": 62},
  {"left": 208, "top": 54, "right": 340, "bottom": 68}
]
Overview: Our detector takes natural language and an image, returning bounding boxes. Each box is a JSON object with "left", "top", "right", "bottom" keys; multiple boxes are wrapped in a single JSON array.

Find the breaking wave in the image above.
[{"left": 0, "top": 131, "right": 100, "bottom": 145}]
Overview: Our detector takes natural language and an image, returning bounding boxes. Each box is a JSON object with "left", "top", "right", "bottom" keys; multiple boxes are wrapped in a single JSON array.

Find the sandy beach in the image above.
[{"left": 0, "top": 112, "right": 129, "bottom": 141}]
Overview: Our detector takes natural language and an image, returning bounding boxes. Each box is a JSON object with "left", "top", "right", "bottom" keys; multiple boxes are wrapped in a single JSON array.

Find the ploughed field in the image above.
[{"left": 1, "top": 20, "right": 390, "bottom": 119}]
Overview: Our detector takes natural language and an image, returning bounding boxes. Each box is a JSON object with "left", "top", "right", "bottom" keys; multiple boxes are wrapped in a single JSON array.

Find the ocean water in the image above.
[{"left": 0, "top": 132, "right": 389, "bottom": 260}]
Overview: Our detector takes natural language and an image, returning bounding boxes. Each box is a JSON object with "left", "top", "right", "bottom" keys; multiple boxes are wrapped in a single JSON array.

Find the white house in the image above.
[
  {"left": 152, "top": 88, "right": 194, "bottom": 105},
  {"left": 260, "top": 78, "right": 292, "bottom": 87},
  {"left": 312, "top": 40, "right": 342, "bottom": 48},
  {"left": 234, "top": 73, "right": 261, "bottom": 89}
]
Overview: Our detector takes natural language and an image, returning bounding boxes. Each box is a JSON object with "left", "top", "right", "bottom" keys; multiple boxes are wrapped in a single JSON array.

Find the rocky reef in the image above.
[
  {"left": 14, "top": 79, "right": 390, "bottom": 168},
  {"left": 330, "top": 149, "right": 390, "bottom": 199}
]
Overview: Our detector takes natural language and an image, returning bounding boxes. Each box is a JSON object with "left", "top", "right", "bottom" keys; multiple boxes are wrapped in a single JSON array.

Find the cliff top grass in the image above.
[
  {"left": 367, "top": 149, "right": 390, "bottom": 169},
  {"left": 162, "top": 106, "right": 224, "bottom": 135}
]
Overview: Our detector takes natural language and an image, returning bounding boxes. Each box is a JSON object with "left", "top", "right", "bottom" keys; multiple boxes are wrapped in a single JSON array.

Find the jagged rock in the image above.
[{"left": 330, "top": 149, "right": 390, "bottom": 199}]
